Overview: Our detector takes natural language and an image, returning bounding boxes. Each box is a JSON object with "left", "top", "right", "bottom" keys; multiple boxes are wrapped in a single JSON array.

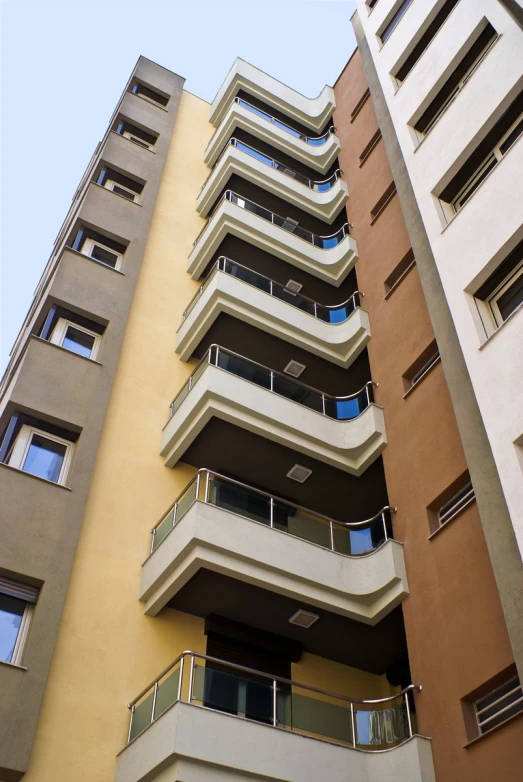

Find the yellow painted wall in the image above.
[
  {"left": 24, "top": 89, "right": 397, "bottom": 781},
  {"left": 24, "top": 90, "right": 213, "bottom": 781}
]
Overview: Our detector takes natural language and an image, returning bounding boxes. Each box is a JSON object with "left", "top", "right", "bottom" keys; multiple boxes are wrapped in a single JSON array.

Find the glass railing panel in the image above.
[
  {"left": 271, "top": 285, "right": 316, "bottom": 315},
  {"left": 170, "top": 382, "right": 190, "bottom": 417},
  {"left": 273, "top": 118, "right": 303, "bottom": 140},
  {"left": 216, "top": 350, "right": 272, "bottom": 389},
  {"left": 272, "top": 160, "right": 310, "bottom": 187},
  {"left": 192, "top": 664, "right": 274, "bottom": 724},
  {"left": 324, "top": 392, "right": 365, "bottom": 421},
  {"left": 176, "top": 478, "right": 199, "bottom": 524},
  {"left": 276, "top": 687, "right": 353, "bottom": 744},
  {"left": 208, "top": 476, "right": 272, "bottom": 525},
  {"left": 153, "top": 667, "right": 180, "bottom": 720},
  {"left": 236, "top": 99, "right": 272, "bottom": 123},
  {"left": 317, "top": 300, "right": 355, "bottom": 323},
  {"left": 353, "top": 699, "right": 409, "bottom": 748},
  {"left": 222, "top": 259, "right": 271, "bottom": 293},
  {"left": 307, "top": 135, "right": 328, "bottom": 147},
  {"left": 332, "top": 523, "right": 385, "bottom": 556},
  {"left": 272, "top": 375, "right": 323, "bottom": 414},
  {"left": 235, "top": 140, "right": 274, "bottom": 167},
  {"left": 273, "top": 502, "right": 331, "bottom": 548},
  {"left": 152, "top": 507, "right": 175, "bottom": 551},
  {"left": 313, "top": 178, "right": 334, "bottom": 192},
  {"left": 129, "top": 691, "right": 154, "bottom": 742}
]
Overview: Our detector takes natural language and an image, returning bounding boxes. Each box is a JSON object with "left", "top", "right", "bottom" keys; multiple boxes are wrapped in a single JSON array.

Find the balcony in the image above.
[
  {"left": 205, "top": 98, "right": 341, "bottom": 173},
  {"left": 140, "top": 469, "right": 407, "bottom": 621},
  {"left": 116, "top": 652, "right": 435, "bottom": 782},
  {"left": 198, "top": 138, "right": 348, "bottom": 223},
  {"left": 161, "top": 346, "right": 386, "bottom": 476},
  {"left": 188, "top": 192, "right": 358, "bottom": 285},
  {"left": 176, "top": 257, "right": 370, "bottom": 368},
  {"left": 210, "top": 58, "right": 336, "bottom": 131}
]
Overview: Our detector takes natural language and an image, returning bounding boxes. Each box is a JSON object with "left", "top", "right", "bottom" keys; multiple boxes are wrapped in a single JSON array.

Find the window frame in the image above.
[
  {"left": 81, "top": 237, "right": 123, "bottom": 270},
  {"left": 122, "top": 130, "right": 152, "bottom": 149},
  {"left": 7, "top": 424, "right": 74, "bottom": 485},
  {"left": 49, "top": 317, "right": 101, "bottom": 361},
  {"left": 486, "top": 260, "right": 523, "bottom": 328},
  {"left": 0, "top": 593, "right": 33, "bottom": 666},
  {"left": 104, "top": 178, "right": 139, "bottom": 203},
  {"left": 474, "top": 676, "right": 523, "bottom": 735},
  {"left": 438, "top": 481, "right": 475, "bottom": 527}
]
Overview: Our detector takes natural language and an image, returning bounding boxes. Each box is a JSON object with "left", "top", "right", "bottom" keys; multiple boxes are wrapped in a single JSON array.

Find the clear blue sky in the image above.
[{"left": 0, "top": 0, "right": 356, "bottom": 371}]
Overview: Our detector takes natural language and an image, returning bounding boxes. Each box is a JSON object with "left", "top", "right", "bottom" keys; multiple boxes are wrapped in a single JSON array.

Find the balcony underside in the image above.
[
  {"left": 210, "top": 59, "right": 336, "bottom": 131},
  {"left": 175, "top": 272, "right": 370, "bottom": 368},
  {"left": 140, "top": 500, "right": 408, "bottom": 622},
  {"left": 205, "top": 102, "right": 340, "bottom": 173},
  {"left": 197, "top": 145, "right": 348, "bottom": 223},
  {"left": 160, "top": 366, "right": 386, "bottom": 477},
  {"left": 188, "top": 201, "right": 358, "bottom": 284},
  {"left": 116, "top": 702, "right": 435, "bottom": 782}
]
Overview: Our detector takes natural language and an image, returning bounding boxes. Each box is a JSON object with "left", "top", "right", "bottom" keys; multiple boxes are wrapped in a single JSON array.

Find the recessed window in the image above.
[
  {"left": 70, "top": 227, "right": 126, "bottom": 270},
  {"left": 438, "top": 481, "right": 474, "bottom": 526},
  {"left": 473, "top": 240, "right": 523, "bottom": 337},
  {"left": 438, "top": 94, "right": 523, "bottom": 219},
  {"left": 114, "top": 118, "right": 157, "bottom": 150},
  {"left": 350, "top": 88, "right": 371, "bottom": 122},
  {"left": 403, "top": 340, "right": 440, "bottom": 395},
  {"left": 95, "top": 166, "right": 144, "bottom": 203},
  {"left": 384, "top": 249, "right": 416, "bottom": 297},
  {"left": 370, "top": 182, "right": 397, "bottom": 224},
  {"left": 379, "top": 0, "right": 415, "bottom": 44},
  {"left": 427, "top": 471, "right": 475, "bottom": 534},
  {"left": 131, "top": 81, "right": 169, "bottom": 107},
  {"left": 0, "top": 576, "right": 38, "bottom": 666},
  {"left": 413, "top": 22, "right": 498, "bottom": 138},
  {"left": 359, "top": 129, "right": 382, "bottom": 166},
  {"left": 475, "top": 675, "right": 522, "bottom": 735},
  {"left": 50, "top": 320, "right": 100, "bottom": 360},
  {"left": 0, "top": 414, "right": 77, "bottom": 485},
  {"left": 392, "top": 0, "right": 460, "bottom": 83}
]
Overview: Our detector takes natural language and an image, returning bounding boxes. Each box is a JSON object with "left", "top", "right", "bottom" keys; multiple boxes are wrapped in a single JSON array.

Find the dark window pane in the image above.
[
  {"left": 90, "top": 245, "right": 119, "bottom": 268},
  {"left": 22, "top": 434, "right": 67, "bottom": 483},
  {"left": 497, "top": 275, "right": 523, "bottom": 321},
  {"left": 499, "top": 117, "right": 523, "bottom": 155},
  {"left": 0, "top": 593, "right": 25, "bottom": 663},
  {"left": 112, "top": 185, "right": 136, "bottom": 200},
  {"left": 62, "top": 327, "right": 95, "bottom": 358}
]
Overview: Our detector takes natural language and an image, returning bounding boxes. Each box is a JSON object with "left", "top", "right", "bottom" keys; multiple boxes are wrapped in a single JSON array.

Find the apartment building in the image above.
[{"left": 0, "top": 11, "right": 521, "bottom": 782}]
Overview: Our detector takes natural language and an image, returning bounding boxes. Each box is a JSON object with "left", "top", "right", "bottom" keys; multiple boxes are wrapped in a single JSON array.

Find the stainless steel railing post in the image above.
[
  {"left": 329, "top": 521, "right": 335, "bottom": 551},
  {"left": 195, "top": 472, "right": 201, "bottom": 502},
  {"left": 350, "top": 702, "right": 356, "bottom": 747},
  {"left": 269, "top": 497, "right": 274, "bottom": 528},
  {"left": 172, "top": 502, "right": 178, "bottom": 528},
  {"left": 151, "top": 529, "right": 156, "bottom": 553},
  {"left": 405, "top": 690, "right": 414, "bottom": 737},
  {"left": 151, "top": 681, "right": 158, "bottom": 723},
  {"left": 272, "top": 679, "right": 278, "bottom": 727},
  {"left": 270, "top": 371, "right": 274, "bottom": 392},
  {"left": 204, "top": 471, "right": 211, "bottom": 503},
  {"left": 188, "top": 654, "right": 195, "bottom": 704},
  {"left": 127, "top": 705, "right": 135, "bottom": 743},
  {"left": 177, "top": 655, "right": 185, "bottom": 702},
  {"left": 321, "top": 394, "right": 326, "bottom": 415},
  {"left": 382, "top": 511, "right": 389, "bottom": 542}
]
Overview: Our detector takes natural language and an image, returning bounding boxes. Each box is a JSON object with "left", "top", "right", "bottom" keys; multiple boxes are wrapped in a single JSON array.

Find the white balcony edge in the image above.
[
  {"left": 160, "top": 365, "right": 386, "bottom": 476},
  {"left": 205, "top": 102, "right": 341, "bottom": 173},
  {"left": 197, "top": 144, "right": 348, "bottom": 224},
  {"left": 140, "top": 500, "right": 408, "bottom": 623},
  {"left": 187, "top": 201, "right": 358, "bottom": 285},
  {"left": 175, "top": 271, "right": 370, "bottom": 368},
  {"left": 210, "top": 58, "right": 335, "bottom": 131}
]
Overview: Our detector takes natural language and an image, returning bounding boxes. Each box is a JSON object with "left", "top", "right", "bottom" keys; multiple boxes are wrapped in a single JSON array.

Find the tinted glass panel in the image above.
[
  {"left": 62, "top": 327, "right": 95, "bottom": 358},
  {"left": 112, "top": 185, "right": 135, "bottom": 200},
  {"left": 90, "top": 245, "right": 119, "bottom": 268},
  {"left": 0, "top": 593, "right": 24, "bottom": 663},
  {"left": 22, "top": 435, "right": 67, "bottom": 483},
  {"left": 497, "top": 274, "right": 523, "bottom": 321}
]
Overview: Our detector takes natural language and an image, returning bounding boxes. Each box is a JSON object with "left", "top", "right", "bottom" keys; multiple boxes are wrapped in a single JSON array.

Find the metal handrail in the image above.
[
  {"left": 204, "top": 138, "right": 343, "bottom": 193},
  {"left": 233, "top": 97, "right": 337, "bottom": 145},
  {"left": 168, "top": 344, "right": 377, "bottom": 418},
  {"left": 193, "top": 190, "right": 350, "bottom": 248},
  {"left": 179, "top": 256, "right": 363, "bottom": 325},
  {"left": 150, "top": 467, "right": 396, "bottom": 549}
]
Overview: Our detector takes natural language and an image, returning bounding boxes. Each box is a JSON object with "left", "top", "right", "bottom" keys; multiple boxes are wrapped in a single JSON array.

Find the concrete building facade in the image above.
[{"left": 0, "top": 12, "right": 521, "bottom": 781}]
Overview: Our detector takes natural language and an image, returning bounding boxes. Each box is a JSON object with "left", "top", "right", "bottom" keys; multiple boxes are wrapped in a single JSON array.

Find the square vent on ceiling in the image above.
[
  {"left": 284, "top": 360, "right": 306, "bottom": 378},
  {"left": 286, "top": 464, "right": 312, "bottom": 483},
  {"left": 284, "top": 279, "right": 303, "bottom": 295},
  {"left": 289, "top": 609, "right": 319, "bottom": 629}
]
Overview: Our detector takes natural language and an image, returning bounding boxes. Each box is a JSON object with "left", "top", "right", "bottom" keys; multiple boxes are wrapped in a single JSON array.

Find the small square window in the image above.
[
  {"left": 82, "top": 238, "right": 122, "bottom": 270},
  {"left": 50, "top": 319, "right": 100, "bottom": 360},
  {"left": 7, "top": 425, "right": 74, "bottom": 485}
]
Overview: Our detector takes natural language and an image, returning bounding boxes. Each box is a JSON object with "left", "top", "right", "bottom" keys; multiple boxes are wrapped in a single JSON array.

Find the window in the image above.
[
  {"left": 359, "top": 129, "right": 382, "bottom": 166},
  {"left": 475, "top": 676, "right": 522, "bottom": 735},
  {"left": 370, "top": 182, "right": 397, "bottom": 224},
  {"left": 393, "top": 0, "right": 460, "bottom": 83},
  {"left": 96, "top": 166, "right": 143, "bottom": 203},
  {"left": 350, "top": 88, "right": 370, "bottom": 122},
  {"left": 50, "top": 319, "right": 100, "bottom": 359},
  {"left": 0, "top": 576, "right": 38, "bottom": 665},
  {"left": 0, "top": 414, "right": 77, "bottom": 485},
  {"left": 427, "top": 471, "right": 475, "bottom": 534},
  {"left": 438, "top": 93, "right": 523, "bottom": 219},
  {"left": 474, "top": 240, "right": 523, "bottom": 336},
  {"left": 70, "top": 226, "right": 126, "bottom": 270},
  {"left": 413, "top": 23, "right": 498, "bottom": 138},
  {"left": 438, "top": 481, "right": 474, "bottom": 526},
  {"left": 403, "top": 340, "right": 440, "bottom": 394},
  {"left": 114, "top": 118, "right": 157, "bottom": 150},
  {"left": 131, "top": 81, "right": 169, "bottom": 107},
  {"left": 384, "top": 249, "right": 416, "bottom": 297},
  {"left": 379, "top": 0, "right": 415, "bottom": 44}
]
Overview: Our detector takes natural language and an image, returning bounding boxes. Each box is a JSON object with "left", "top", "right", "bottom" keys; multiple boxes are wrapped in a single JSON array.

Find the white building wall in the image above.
[{"left": 356, "top": 0, "right": 523, "bottom": 558}]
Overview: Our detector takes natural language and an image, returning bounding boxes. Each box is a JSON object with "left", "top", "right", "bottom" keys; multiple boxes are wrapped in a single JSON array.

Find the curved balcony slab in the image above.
[
  {"left": 187, "top": 199, "right": 358, "bottom": 285},
  {"left": 160, "top": 364, "right": 386, "bottom": 476},
  {"left": 140, "top": 500, "right": 408, "bottom": 623},
  {"left": 197, "top": 143, "right": 348, "bottom": 223},
  {"left": 210, "top": 58, "right": 336, "bottom": 132},
  {"left": 175, "top": 269, "right": 370, "bottom": 367},
  {"left": 115, "top": 701, "right": 436, "bottom": 782},
  {"left": 205, "top": 100, "right": 340, "bottom": 173}
]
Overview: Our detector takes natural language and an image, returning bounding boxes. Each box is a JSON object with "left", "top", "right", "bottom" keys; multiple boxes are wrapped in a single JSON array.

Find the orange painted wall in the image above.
[{"left": 334, "top": 49, "right": 522, "bottom": 782}]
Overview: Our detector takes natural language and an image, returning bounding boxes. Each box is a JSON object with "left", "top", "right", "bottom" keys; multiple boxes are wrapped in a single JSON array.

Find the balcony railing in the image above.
[
  {"left": 127, "top": 651, "right": 421, "bottom": 749},
  {"left": 150, "top": 468, "right": 395, "bottom": 553},
  {"left": 169, "top": 345, "right": 376, "bottom": 420},
  {"left": 193, "top": 190, "right": 350, "bottom": 248},
  {"left": 206, "top": 138, "right": 343, "bottom": 193},
  {"left": 180, "top": 256, "right": 362, "bottom": 326},
  {"left": 233, "top": 97, "right": 336, "bottom": 146}
]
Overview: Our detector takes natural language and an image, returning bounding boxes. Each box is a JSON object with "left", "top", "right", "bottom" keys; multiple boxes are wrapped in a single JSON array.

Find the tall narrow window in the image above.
[
  {"left": 379, "top": 0, "right": 415, "bottom": 44},
  {"left": 0, "top": 577, "right": 38, "bottom": 665}
]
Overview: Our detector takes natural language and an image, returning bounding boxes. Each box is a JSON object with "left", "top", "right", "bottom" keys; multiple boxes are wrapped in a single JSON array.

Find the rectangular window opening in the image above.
[
  {"left": 474, "top": 239, "right": 523, "bottom": 336},
  {"left": 359, "top": 129, "right": 382, "bottom": 166},
  {"left": 427, "top": 471, "right": 475, "bottom": 535},
  {"left": 462, "top": 669, "right": 523, "bottom": 741},
  {"left": 370, "top": 182, "right": 397, "bottom": 224},
  {"left": 114, "top": 118, "right": 158, "bottom": 149},
  {"left": 384, "top": 249, "right": 416, "bottom": 297},
  {"left": 379, "top": 0, "right": 415, "bottom": 44},
  {"left": 131, "top": 81, "right": 169, "bottom": 107},
  {"left": 403, "top": 339, "right": 440, "bottom": 394},
  {"left": 0, "top": 576, "right": 39, "bottom": 666},
  {"left": 350, "top": 88, "right": 371, "bottom": 122},
  {"left": 394, "top": 0, "right": 461, "bottom": 84}
]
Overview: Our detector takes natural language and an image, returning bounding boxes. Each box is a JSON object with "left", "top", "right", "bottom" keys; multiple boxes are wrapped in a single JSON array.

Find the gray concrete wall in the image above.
[{"left": 0, "top": 57, "right": 185, "bottom": 780}]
